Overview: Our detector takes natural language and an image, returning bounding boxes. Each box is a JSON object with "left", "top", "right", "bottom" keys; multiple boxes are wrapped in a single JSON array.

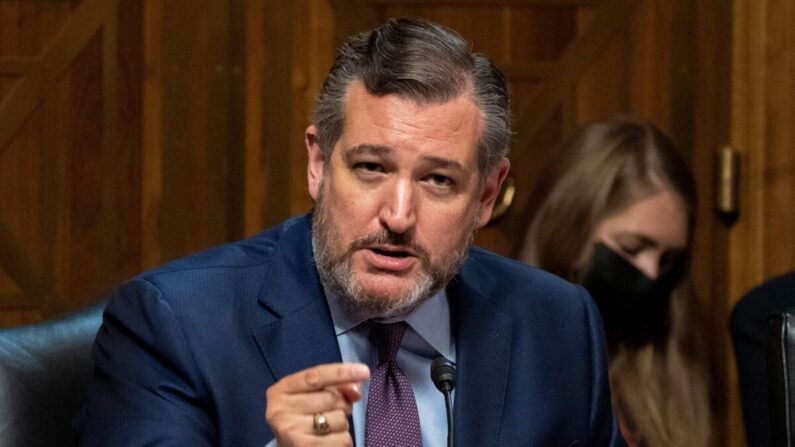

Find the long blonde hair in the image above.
[{"left": 521, "top": 117, "right": 713, "bottom": 446}]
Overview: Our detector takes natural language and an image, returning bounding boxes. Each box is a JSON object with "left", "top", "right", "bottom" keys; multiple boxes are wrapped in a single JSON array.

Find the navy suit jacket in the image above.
[{"left": 76, "top": 214, "right": 624, "bottom": 446}]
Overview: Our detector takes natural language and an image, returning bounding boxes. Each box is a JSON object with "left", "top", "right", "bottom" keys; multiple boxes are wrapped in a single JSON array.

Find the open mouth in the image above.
[
  {"left": 371, "top": 247, "right": 411, "bottom": 258},
  {"left": 364, "top": 245, "right": 418, "bottom": 272}
]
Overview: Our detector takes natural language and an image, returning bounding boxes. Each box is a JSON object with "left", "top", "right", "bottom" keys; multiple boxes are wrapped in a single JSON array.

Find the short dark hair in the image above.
[{"left": 313, "top": 17, "right": 511, "bottom": 176}]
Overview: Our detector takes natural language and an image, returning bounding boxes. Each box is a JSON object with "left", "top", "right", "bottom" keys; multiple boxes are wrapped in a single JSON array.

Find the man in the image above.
[{"left": 76, "top": 18, "right": 624, "bottom": 446}]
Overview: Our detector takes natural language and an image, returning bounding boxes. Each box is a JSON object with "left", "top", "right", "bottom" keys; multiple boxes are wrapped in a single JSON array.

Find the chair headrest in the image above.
[{"left": 0, "top": 299, "right": 107, "bottom": 447}]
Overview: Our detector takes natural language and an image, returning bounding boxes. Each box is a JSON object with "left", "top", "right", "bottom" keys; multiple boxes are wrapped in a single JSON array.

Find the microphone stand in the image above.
[
  {"left": 431, "top": 357, "right": 456, "bottom": 447},
  {"left": 440, "top": 381, "right": 454, "bottom": 447}
]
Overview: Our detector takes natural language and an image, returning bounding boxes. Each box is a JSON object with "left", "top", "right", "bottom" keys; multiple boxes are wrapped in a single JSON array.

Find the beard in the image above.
[{"left": 311, "top": 184, "right": 477, "bottom": 320}]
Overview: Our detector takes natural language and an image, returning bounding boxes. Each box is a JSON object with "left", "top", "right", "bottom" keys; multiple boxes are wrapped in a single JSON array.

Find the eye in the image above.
[
  {"left": 353, "top": 162, "right": 384, "bottom": 173},
  {"left": 426, "top": 173, "right": 454, "bottom": 189},
  {"left": 618, "top": 243, "right": 643, "bottom": 257}
]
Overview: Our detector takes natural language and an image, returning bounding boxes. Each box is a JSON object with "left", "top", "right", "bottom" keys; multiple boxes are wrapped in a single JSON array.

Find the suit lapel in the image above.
[
  {"left": 450, "top": 257, "right": 513, "bottom": 446},
  {"left": 251, "top": 216, "right": 342, "bottom": 381}
]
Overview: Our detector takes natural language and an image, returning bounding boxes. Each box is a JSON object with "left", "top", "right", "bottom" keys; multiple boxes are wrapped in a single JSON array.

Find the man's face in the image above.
[{"left": 307, "top": 82, "right": 509, "bottom": 318}]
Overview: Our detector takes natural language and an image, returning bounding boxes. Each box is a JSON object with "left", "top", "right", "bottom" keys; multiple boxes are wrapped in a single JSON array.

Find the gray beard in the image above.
[{"left": 311, "top": 191, "right": 476, "bottom": 320}]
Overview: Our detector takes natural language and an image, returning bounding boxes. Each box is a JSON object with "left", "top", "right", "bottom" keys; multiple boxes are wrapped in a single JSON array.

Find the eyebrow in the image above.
[
  {"left": 422, "top": 155, "right": 466, "bottom": 173},
  {"left": 343, "top": 144, "right": 392, "bottom": 160},
  {"left": 342, "top": 144, "right": 466, "bottom": 172}
]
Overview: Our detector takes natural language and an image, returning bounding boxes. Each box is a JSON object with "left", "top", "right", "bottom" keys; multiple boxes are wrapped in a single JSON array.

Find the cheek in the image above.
[
  {"left": 672, "top": 220, "right": 690, "bottom": 249},
  {"left": 325, "top": 172, "right": 365, "bottom": 210},
  {"left": 416, "top": 203, "right": 476, "bottom": 245},
  {"left": 324, "top": 181, "right": 381, "bottom": 233}
]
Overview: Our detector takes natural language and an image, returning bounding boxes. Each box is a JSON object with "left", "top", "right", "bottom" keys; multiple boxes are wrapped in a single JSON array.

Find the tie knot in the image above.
[{"left": 373, "top": 322, "right": 407, "bottom": 364}]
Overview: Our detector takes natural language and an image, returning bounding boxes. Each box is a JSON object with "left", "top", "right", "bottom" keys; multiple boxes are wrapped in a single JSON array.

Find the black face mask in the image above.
[{"left": 581, "top": 242, "right": 682, "bottom": 350}]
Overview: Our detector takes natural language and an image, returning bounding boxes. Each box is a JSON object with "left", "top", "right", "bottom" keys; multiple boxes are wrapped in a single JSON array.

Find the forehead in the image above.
[
  {"left": 337, "top": 82, "right": 483, "bottom": 164},
  {"left": 597, "top": 190, "right": 690, "bottom": 248}
]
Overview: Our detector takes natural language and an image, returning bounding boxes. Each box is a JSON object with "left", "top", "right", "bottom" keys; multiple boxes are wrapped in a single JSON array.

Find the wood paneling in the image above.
[
  {"left": 689, "top": 0, "right": 733, "bottom": 444},
  {"left": 0, "top": 0, "right": 141, "bottom": 321},
  {"left": 0, "top": 2, "right": 72, "bottom": 58},
  {"left": 725, "top": 1, "right": 795, "bottom": 442},
  {"left": 0, "top": 0, "right": 110, "bottom": 154},
  {"left": 5, "top": 0, "right": 793, "bottom": 444},
  {"left": 153, "top": 0, "right": 245, "bottom": 262},
  {"left": 258, "top": 0, "right": 293, "bottom": 230},
  {"left": 729, "top": 0, "right": 795, "bottom": 335},
  {"left": 286, "top": 0, "right": 336, "bottom": 218},
  {"left": 0, "top": 310, "right": 41, "bottom": 328},
  {"left": 140, "top": 0, "right": 162, "bottom": 267}
]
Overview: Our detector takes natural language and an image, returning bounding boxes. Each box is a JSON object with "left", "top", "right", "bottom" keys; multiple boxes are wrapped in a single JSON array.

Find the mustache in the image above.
[{"left": 347, "top": 229, "right": 431, "bottom": 264}]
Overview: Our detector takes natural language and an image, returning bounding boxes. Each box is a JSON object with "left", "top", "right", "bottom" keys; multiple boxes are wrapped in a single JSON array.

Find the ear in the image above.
[
  {"left": 475, "top": 158, "right": 511, "bottom": 228},
  {"left": 306, "top": 125, "right": 326, "bottom": 201}
]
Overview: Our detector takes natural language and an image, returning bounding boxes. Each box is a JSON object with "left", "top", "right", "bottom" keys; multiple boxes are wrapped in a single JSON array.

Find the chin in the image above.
[
  {"left": 358, "top": 282, "right": 416, "bottom": 305},
  {"left": 346, "top": 274, "right": 437, "bottom": 319}
]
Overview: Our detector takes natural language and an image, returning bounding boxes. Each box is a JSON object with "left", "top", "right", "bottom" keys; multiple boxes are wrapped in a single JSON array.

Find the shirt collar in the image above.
[{"left": 325, "top": 288, "right": 454, "bottom": 361}]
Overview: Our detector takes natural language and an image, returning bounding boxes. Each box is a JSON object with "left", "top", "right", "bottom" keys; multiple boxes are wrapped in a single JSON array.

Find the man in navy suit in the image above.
[{"left": 77, "top": 17, "right": 624, "bottom": 446}]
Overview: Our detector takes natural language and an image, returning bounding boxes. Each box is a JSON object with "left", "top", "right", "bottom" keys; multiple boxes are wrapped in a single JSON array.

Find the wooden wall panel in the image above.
[
  {"left": 574, "top": 0, "right": 675, "bottom": 133},
  {"left": 51, "top": 32, "right": 108, "bottom": 313},
  {"left": 0, "top": 0, "right": 142, "bottom": 323},
  {"left": 111, "top": 0, "right": 144, "bottom": 281},
  {"left": 0, "top": 2, "right": 74, "bottom": 324},
  {"left": 242, "top": 0, "right": 267, "bottom": 235},
  {"left": 3, "top": 1, "right": 785, "bottom": 444},
  {"left": 0, "top": 2, "right": 72, "bottom": 57},
  {"left": 725, "top": 2, "right": 795, "bottom": 443},
  {"left": 729, "top": 0, "right": 795, "bottom": 333},
  {"left": 625, "top": 0, "right": 673, "bottom": 127},
  {"left": 141, "top": 0, "right": 163, "bottom": 268},
  {"left": 0, "top": 113, "right": 49, "bottom": 310},
  {"left": 376, "top": 6, "right": 511, "bottom": 59},
  {"left": 151, "top": 0, "right": 245, "bottom": 262},
  {"left": 254, "top": 0, "right": 293, "bottom": 231},
  {"left": 757, "top": 0, "right": 795, "bottom": 274},
  {"left": 241, "top": 0, "right": 331, "bottom": 236},
  {"left": 574, "top": 18, "right": 631, "bottom": 127},
  {"left": 689, "top": 0, "right": 734, "bottom": 444},
  {"left": 0, "top": 77, "right": 17, "bottom": 98},
  {"left": 286, "top": 0, "right": 336, "bottom": 218},
  {"left": 508, "top": 6, "right": 579, "bottom": 63}
]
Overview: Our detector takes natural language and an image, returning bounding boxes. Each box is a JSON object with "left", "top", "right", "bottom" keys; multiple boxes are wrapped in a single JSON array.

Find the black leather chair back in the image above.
[
  {"left": 767, "top": 309, "right": 795, "bottom": 447},
  {"left": 0, "top": 300, "right": 105, "bottom": 447}
]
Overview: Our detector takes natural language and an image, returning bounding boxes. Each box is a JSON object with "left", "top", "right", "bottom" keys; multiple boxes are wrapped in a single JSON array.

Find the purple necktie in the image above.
[{"left": 365, "top": 322, "right": 422, "bottom": 447}]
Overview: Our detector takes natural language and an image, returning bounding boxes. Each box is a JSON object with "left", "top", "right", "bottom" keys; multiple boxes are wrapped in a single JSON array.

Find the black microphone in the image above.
[{"left": 431, "top": 357, "right": 456, "bottom": 447}]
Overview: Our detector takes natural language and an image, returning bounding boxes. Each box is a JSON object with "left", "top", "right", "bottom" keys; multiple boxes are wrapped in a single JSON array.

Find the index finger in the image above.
[{"left": 278, "top": 363, "right": 370, "bottom": 394}]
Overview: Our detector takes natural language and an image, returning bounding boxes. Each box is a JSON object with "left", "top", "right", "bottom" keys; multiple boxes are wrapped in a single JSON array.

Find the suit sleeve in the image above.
[
  {"left": 75, "top": 278, "right": 217, "bottom": 446},
  {"left": 577, "top": 285, "right": 628, "bottom": 447}
]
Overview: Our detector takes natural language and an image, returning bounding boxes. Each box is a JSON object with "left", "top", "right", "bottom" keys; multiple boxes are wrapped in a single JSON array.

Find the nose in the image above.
[
  {"left": 633, "top": 255, "right": 660, "bottom": 280},
  {"left": 378, "top": 179, "right": 416, "bottom": 234}
]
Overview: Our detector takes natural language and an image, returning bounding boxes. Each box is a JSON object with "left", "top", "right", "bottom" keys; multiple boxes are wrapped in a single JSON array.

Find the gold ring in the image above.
[{"left": 313, "top": 413, "right": 330, "bottom": 435}]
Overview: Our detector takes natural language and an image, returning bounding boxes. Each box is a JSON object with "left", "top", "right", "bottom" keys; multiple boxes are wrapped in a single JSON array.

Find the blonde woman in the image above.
[{"left": 521, "top": 118, "right": 714, "bottom": 446}]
